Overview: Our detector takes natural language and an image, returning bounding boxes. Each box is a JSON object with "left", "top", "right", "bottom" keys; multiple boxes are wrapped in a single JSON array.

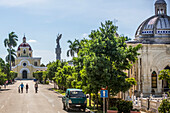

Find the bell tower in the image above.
[{"left": 155, "top": 0, "right": 167, "bottom": 15}]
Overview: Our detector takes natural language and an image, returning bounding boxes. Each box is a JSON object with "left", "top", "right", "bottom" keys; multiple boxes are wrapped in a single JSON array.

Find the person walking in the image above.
[
  {"left": 26, "top": 83, "right": 29, "bottom": 93},
  {"left": 20, "top": 83, "right": 24, "bottom": 93},
  {"left": 35, "top": 82, "right": 38, "bottom": 93},
  {"left": 18, "top": 87, "right": 20, "bottom": 93}
]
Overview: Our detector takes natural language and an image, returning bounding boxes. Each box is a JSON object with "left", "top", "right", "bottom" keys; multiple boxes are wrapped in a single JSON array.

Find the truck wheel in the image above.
[
  {"left": 63, "top": 103, "right": 65, "bottom": 110},
  {"left": 83, "top": 108, "right": 86, "bottom": 112},
  {"left": 66, "top": 106, "right": 70, "bottom": 112}
]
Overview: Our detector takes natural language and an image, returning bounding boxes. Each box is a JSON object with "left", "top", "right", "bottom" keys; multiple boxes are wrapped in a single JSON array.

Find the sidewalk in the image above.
[{"left": 140, "top": 111, "right": 146, "bottom": 113}]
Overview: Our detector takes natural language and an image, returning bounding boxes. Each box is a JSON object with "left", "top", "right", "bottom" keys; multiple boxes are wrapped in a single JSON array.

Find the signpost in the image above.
[{"left": 101, "top": 90, "right": 108, "bottom": 113}]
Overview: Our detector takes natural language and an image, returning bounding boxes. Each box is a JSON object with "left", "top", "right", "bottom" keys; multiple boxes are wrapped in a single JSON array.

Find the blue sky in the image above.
[{"left": 0, "top": 0, "right": 169, "bottom": 65}]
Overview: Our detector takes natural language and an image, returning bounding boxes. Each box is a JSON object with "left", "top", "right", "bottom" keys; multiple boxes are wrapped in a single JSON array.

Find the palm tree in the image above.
[
  {"left": 5, "top": 49, "right": 17, "bottom": 65},
  {"left": 4, "top": 32, "right": 18, "bottom": 70},
  {"left": 67, "top": 39, "right": 82, "bottom": 57},
  {"left": 67, "top": 40, "right": 76, "bottom": 57}
]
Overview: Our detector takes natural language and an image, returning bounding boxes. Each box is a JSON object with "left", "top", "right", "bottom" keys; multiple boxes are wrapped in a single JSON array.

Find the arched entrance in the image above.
[{"left": 22, "top": 70, "right": 27, "bottom": 79}]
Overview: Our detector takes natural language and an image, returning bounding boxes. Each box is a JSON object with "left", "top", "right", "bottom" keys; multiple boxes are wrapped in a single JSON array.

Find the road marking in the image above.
[
  {"left": 1, "top": 105, "right": 4, "bottom": 109},
  {"left": 52, "top": 104, "right": 55, "bottom": 107}
]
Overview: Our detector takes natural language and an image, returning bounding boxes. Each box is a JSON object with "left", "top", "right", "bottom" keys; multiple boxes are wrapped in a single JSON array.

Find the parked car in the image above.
[{"left": 62, "top": 89, "right": 87, "bottom": 112}]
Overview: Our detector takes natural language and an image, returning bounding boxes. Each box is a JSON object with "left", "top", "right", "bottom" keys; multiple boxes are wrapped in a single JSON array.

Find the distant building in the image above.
[
  {"left": 12, "top": 36, "right": 47, "bottom": 79},
  {"left": 127, "top": 0, "right": 170, "bottom": 97}
]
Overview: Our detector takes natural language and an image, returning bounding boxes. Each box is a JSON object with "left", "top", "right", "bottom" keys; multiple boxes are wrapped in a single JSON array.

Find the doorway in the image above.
[{"left": 22, "top": 70, "right": 27, "bottom": 79}]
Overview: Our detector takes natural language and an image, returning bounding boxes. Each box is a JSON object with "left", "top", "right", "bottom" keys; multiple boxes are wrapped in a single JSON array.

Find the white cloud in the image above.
[
  {"left": 27, "top": 39, "right": 37, "bottom": 43},
  {"left": 82, "top": 33, "right": 88, "bottom": 38}
]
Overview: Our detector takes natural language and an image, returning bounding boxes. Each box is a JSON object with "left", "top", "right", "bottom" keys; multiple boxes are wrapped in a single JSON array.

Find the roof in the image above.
[
  {"left": 66, "top": 89, "right": 82, "bottom": 91},
  {"left": 133, "top": 0, "right": 170, "bottom": 44},
  {"left": 155, "top": 0, "right": 166, "bottom": 4},
  {"left": 17, "top": 36, "right": 32, "bottom": 51},
  {"left": 17, "top": 43, "right": 32, "bottom": 51}
]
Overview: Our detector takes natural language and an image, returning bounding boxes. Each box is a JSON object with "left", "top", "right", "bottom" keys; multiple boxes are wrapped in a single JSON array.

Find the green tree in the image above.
[
  {"left": 0, "top": 58, "right": 9, "bottom": 84},
  {"left": 5, "top": 48, "right": 17, "bottom": 65},
  {"left": 33, "top": 71, "right": 43, "bottom": 83},
  {"left": 0, "top": 69, "right": 7, "bottom": 85},
  {"left": 9, "top": 71, "right": 17, "bottom": 80},
  {"left": 54, "top": 64, "right": 74, "bottom": 90},
  {"left": 4, "top": 32, "right": 18, "bottom": 70},
  {"left": 158, "top": 69, "right": 170, "bottom": 88},
  {"left": 158, "top": 69, "right": 170, "bottom": 113},
  {"left": 78, "top": 20, "right": 141, "bottom": 107},
  {"left": 46, "top": 60, "right": 61, "bottom": 80},
  {"left": 0, "top": 58, "right": 6, "bottom": 71},
  {"left": 1, "top": 62, "right": 10, "bottom": 81}
]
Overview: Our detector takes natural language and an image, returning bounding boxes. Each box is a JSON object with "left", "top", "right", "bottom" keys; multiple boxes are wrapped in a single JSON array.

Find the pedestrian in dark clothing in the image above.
[
  {"left": 18, "top": 87, "right": 20, "bottom": 93},
  {"left": 26, "top": 83, "right": 29, "bottom": 93},
  {"left": 35, "top": 82, "right": 38, "bottom": 93},
  {"left": 20, "top": 83, "right": 24, "bottom": 93}
]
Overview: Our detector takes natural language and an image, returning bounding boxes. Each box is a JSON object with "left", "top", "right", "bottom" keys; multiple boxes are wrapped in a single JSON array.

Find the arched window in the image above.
[
  {"left": 34, "top": 62, "right": 37, "bottom": 66},
  {"left": 23, "top": 49, "right": 26, "bottom": 54},
  {"left": 152, "top": 71, "right": 157, "bottom": 88}
]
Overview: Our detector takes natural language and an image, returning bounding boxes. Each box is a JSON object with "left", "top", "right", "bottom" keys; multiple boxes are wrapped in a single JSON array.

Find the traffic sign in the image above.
[{"left": 100, "top": 90, "right": 108, "bottom": 98}]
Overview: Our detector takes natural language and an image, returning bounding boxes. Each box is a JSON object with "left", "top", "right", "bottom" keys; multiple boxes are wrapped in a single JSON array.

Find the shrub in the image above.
[
  {"left": 158, "top": 99, "right": 170, "bottom": 113},
  {"left": 109, "top": 98, "right": 122, "bottom": 108},
  {"left": 131, "top": 109, "right": 140, "bottom": 111},
  {"left": 110, "top": 106, "right": 118, "bottom": 110},
  {"left": 117, "top": 100, "right": 132, "bottom": 113},
  {"left": 46, "top": 81, "right": 49, "bottom": 84}
]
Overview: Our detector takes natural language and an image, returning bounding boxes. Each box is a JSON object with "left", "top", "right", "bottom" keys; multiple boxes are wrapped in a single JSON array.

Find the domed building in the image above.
[
  {"left": 12, "top": 36, "right": 47, "bottom": 79},
  {"left": 127, "top": 0, "right": 170, "bottom": 96}
]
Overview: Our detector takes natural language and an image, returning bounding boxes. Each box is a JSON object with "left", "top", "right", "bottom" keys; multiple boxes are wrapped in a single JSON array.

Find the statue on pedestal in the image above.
[
  {"left": 56, "top": 34, "right": 62, "bottom": 48},
  {"left": 56, "top": 33, "right": 62, "bottom": 60}
]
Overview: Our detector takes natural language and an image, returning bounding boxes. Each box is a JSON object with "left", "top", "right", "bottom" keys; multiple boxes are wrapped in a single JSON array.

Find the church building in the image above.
[
  {"left": 12, "top": 36, "right": 47, "bottom": 79},
  {"left": 127, "top": 0, "right": 170, "bottom": 96}
]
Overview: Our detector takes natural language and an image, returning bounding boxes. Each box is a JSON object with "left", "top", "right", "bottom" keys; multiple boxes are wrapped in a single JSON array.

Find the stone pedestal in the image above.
[{"left": 56, "top": 47, "right": 61, "bottom": 60}]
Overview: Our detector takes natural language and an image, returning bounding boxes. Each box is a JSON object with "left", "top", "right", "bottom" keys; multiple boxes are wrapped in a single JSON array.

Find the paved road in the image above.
[{"left": 0, "top": 80, "right": 87, "bottom": 113}]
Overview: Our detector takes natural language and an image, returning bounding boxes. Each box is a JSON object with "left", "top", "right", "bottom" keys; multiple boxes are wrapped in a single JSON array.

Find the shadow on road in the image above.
[
  {"left": 47, "top": 88, "right": 63, "bottom": 98},
  {"left": 47, "top": 88, "right": 53, "bottom": 91},
  {"left": 0, "top": 89, "right": 11, "bottom": 92}
]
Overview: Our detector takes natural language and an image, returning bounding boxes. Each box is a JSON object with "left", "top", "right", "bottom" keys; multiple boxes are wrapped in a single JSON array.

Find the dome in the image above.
[
  {"left": 155, "top": 0, "right": 166, "bottom": 4},
  {"left": 134, "top": 0, "right": 170, "bottom": 44},
  {"left": 17, "top": 36, "right": 32, "bottom": 51}
]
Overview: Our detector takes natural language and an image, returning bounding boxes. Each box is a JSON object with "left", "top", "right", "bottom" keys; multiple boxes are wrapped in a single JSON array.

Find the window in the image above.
[
  {"left": 34, "top": 62, "right": 37, "bottom": 66},
  {"left": 152, "top": 71, "right": 157, "bottom": 88},
  {"left": 23, "top": 49, "right": 26, "bottom": 54},
  {"left": 23, "top": 63, "right": 27, "bottom": 67}
]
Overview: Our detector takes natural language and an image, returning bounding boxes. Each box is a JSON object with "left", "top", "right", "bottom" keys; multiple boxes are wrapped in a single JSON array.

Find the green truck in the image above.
[{"left": 62, "top": 89, "right": 87, "bottom": 112}]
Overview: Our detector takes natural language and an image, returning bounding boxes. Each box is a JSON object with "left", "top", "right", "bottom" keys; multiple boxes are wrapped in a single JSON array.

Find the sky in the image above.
[{"left": 0, "top": 0, "right": 170, "bottom": 65}]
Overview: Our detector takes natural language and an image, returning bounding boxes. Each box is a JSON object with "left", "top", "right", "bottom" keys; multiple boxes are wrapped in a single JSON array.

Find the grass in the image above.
[{"left": 52, "top": 88, "right": 65, "bottom": 95}]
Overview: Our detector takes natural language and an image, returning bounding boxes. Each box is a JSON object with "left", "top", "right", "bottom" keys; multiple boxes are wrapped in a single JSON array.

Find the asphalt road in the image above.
[{"left": 0, "top": 80, "right": 87, "bottom": 113}]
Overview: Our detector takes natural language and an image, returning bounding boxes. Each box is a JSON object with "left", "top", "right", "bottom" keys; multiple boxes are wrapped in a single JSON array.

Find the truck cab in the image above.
[{"left": 62, "top": 89, "right": 87, "bottom": 112}]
